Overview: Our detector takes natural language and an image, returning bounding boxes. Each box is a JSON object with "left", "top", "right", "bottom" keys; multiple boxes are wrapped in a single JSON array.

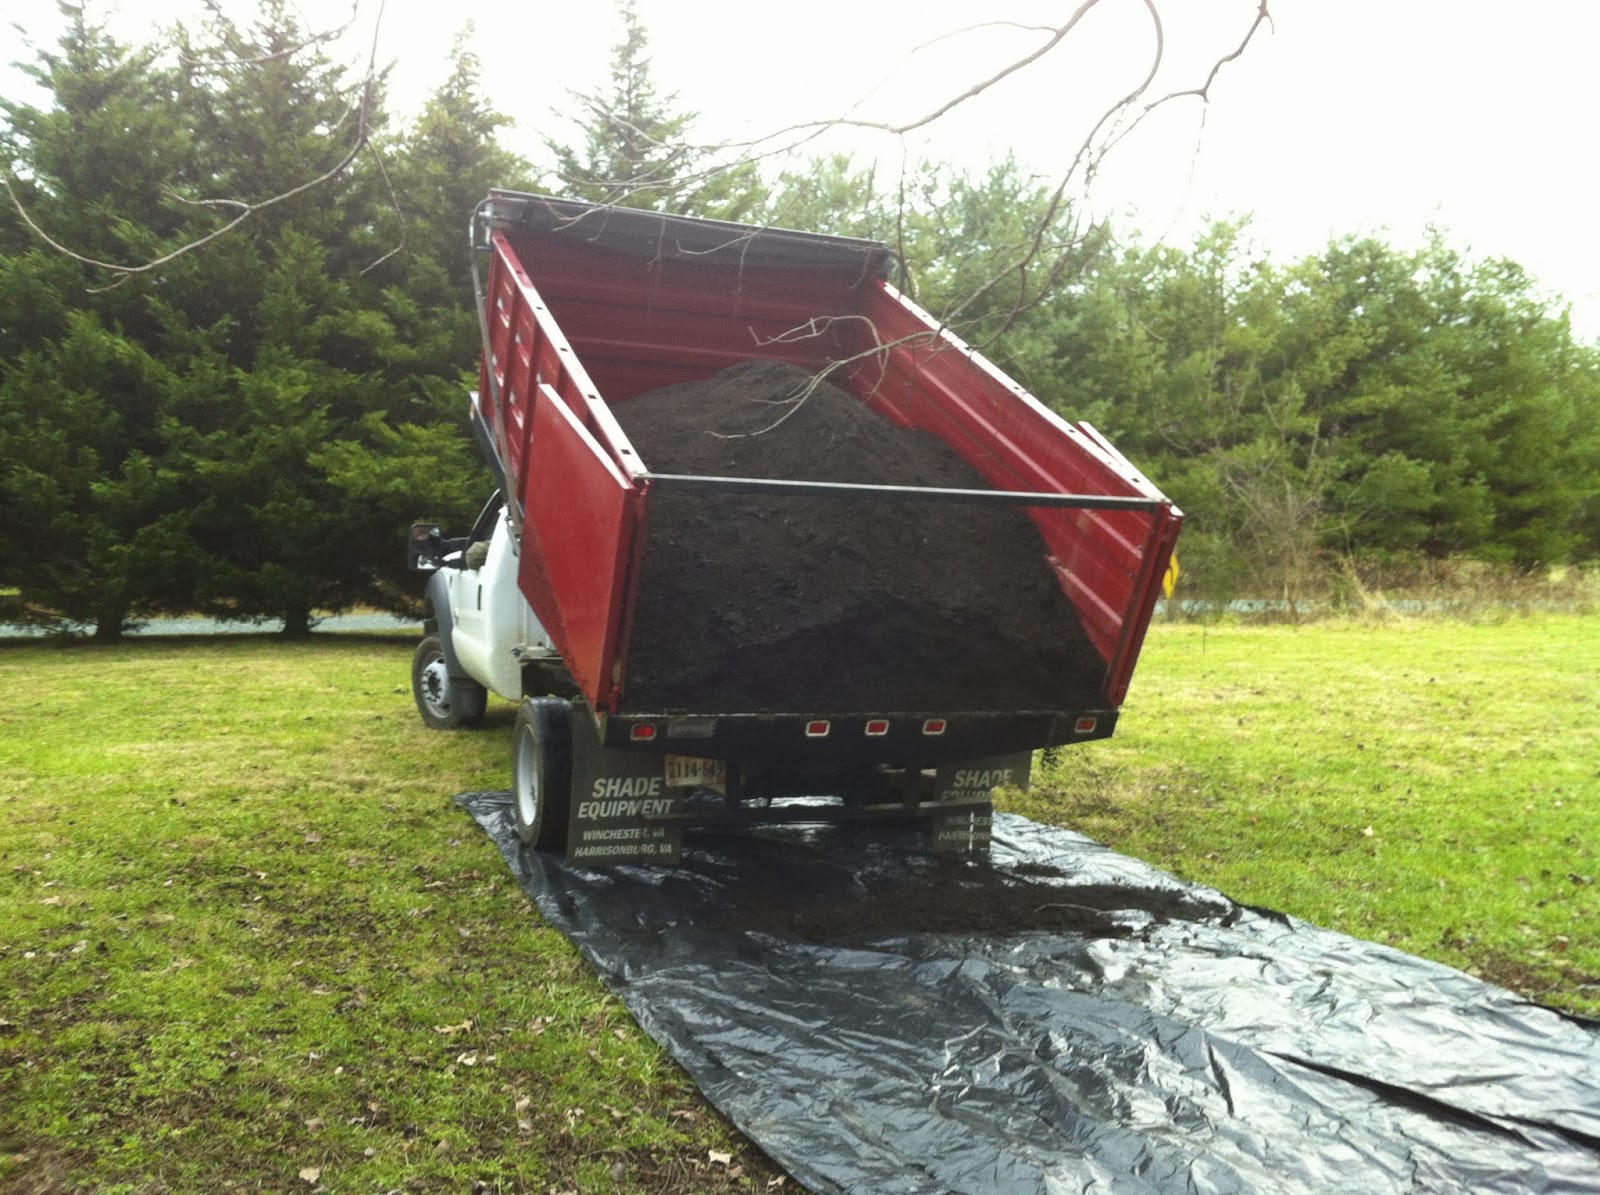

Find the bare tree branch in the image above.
[
  {"left": 636, "top": 0, "right": 1272, "bottom": 438},
  {"left": 177, "top": 0, "right": 360, "bottom": 70},
  {"left": 718, "top": 317, "right": 933, "bottom": 440},
  {"left": 3, "top": 0, "right": 391, "bottom": 281},
  {"left": 359, "top": 136, "right": 407, "bottom": 275},
  {"left": 911, "top": 21, "right": 1065, "bottom": 52},
  {"left": 163, "top": 191, "right": 251, "bottom": 212},
  {"left": 3, "top": 110, "right": 369, "bottom": 277}
]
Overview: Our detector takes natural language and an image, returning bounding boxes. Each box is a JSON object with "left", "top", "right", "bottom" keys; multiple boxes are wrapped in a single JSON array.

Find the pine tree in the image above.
[
  {"left": 163, "top": 7, "right": 507, "bottom": 632},
  {"left": 546, "top": 1, "right": 765, "bottom": 219},
  {"left": 0, "top": 5, "right": 199, "bottom": 637}
]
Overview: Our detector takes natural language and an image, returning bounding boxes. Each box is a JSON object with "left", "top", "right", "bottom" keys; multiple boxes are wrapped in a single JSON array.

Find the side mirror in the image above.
[{"left": 408, "top": 523, "right": 444, "bottom": 572}]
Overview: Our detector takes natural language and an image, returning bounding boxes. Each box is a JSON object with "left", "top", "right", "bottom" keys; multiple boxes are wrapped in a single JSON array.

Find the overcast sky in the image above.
[{"left": 5, "top": 0, "right": 1598, "bottom": 337}]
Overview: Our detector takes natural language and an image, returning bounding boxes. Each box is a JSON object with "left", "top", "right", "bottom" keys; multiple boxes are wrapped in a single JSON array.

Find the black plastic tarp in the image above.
[{"left": 457, "top": 792, "right": 1600, "bottom": 1193}]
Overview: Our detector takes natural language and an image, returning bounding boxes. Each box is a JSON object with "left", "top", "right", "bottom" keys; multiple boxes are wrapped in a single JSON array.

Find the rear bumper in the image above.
[{"left": 599, "top": 709, "right": 1117, "bottom": 768}]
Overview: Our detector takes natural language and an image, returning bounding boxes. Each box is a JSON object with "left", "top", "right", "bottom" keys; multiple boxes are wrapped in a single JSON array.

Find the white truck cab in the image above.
[{"left": 409, "top": 496, "right": 556, "bottom": 727}]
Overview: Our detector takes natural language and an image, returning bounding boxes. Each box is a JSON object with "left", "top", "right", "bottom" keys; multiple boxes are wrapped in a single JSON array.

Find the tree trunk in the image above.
[
  {"left": 281, "top": 601, "right": 312, "bottom": 639},
  {"left": 93, "top": 598, "right": 127, "bottom": 643}
]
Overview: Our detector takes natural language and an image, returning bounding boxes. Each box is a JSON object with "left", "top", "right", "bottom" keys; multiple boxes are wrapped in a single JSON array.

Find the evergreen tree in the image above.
[
  {"left": 384, "top": 28, "right": 529, "bottom": 385},
  {"left": 0, "top": 313, "right": 199, "bottom": 637},
  {"left": 546, "top": 0, "right": 765, "bottom": 219},
  {"left": 156, "top": 2, "right": 486, "bottom": 632},
  {"left": 0, "top": 5, "right": 199, "bottom": 637}
]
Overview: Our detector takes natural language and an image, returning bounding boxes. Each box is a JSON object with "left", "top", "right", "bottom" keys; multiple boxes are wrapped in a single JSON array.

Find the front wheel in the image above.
[
  {"left": 513, "top": 698, "right": 573, "bottom": 849},
  {"left": 412, "top": 634, "right": 487, "bottom": 730}
]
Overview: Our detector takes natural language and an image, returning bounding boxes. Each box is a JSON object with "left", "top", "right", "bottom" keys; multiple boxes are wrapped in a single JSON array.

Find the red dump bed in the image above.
[{"left": 474, "top": 192, "right": 1181, "bottom": 717}]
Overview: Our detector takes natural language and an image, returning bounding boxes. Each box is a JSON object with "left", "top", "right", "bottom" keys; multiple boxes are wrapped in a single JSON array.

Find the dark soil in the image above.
[{"left": 613, "top": 360, "right": 1107, "bottom": 713}]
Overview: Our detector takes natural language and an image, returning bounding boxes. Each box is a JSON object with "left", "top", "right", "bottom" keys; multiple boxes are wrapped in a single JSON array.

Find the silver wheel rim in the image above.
[
  {"left": 420, "top": 656, "right": 452, "bottom": 718},
  {"left": 515, "top": 721, "right": 541, "bottom": 832}
]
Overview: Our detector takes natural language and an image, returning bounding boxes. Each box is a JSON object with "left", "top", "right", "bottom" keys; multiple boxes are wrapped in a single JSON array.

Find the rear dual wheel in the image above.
[{"left": 513, "top": 697, "right": 574, "bottom": 849}]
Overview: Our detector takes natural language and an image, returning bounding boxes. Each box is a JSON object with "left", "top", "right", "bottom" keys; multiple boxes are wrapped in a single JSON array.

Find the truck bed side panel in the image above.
[
  {"left": 517, "top": 383, "right": 636, "bottom": 710},
  {"left": 849, "top": 282, "right": 1180, "bottom": 701},
  {"left": 483, "top": 232, "right": 646, "bottom": 484}
]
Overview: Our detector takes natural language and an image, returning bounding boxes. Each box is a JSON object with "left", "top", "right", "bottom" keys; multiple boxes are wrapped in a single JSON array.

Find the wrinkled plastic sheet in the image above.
[{"left": 457, "top": 792, "right": 1600, "bottom": 1193}]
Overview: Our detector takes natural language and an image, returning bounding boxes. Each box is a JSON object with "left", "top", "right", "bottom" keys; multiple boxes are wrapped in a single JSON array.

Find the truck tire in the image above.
[
  {"left": 412, "top": 634, "right": 487, "bottom": 730},
  {"left": 513, "top": 698, "right": 573, "bottom": 850}
]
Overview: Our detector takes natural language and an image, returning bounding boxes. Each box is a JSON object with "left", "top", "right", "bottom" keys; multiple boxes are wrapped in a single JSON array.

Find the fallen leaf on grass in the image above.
[
  {"left": 433, "top": 1020, "right": 473, "bottom": 1035},
  {"left": 304, "top": 1117, "right": 325, "bottom": 1132},
  {"left": 39, "top": 896, "right": 62, "bottom": 907},
  {"left": 456, "top": 926, "right": 473, "bottom": 938},
  {"left": 708, "top": 1150, "right": 733, "bottom": 1166},
  {"left": 171, "top": 957, "right": 199, "bottom": 970},
  {"left": 1361, "top": 826, "right": 1375, "bottom": 837},
  {"left": 456, "top": 1052, "right": 478, "bottom": 1067},
  {"left": 298, "top": 1165, "right": 321, "bottom": 1184},
  {"left": 69, "top": 940, "right": 87, "bottom": 954}
]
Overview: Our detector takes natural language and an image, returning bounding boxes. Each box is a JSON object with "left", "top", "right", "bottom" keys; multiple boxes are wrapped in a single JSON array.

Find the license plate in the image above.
[{"left": 664, "top": 755, "right": 727, "bottom": 790}]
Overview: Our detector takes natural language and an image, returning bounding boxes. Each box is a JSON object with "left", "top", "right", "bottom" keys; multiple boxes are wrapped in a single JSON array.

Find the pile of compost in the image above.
[{"left": 612, "top": 359, "right": 1107, "bottom": 712}]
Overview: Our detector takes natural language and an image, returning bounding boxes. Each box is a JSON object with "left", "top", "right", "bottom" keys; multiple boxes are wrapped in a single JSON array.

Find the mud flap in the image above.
[
  {"left": 929, "top": 751, "right": 1031, "bottom": 855},
  {"left": 565, "top": 727, "right": 684, "bottom": 865}
]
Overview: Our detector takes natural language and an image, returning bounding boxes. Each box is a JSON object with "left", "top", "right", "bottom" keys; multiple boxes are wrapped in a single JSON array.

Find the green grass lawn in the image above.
[
  {"left": 0, "top": 637, "right": 777, "bottom": 1194},
  {"left": 2, "top": 618, "right": 1597, "bottom": 1192},
  {"left": 1014, "top": 615, "right": 1600, "bottom": 1012}
]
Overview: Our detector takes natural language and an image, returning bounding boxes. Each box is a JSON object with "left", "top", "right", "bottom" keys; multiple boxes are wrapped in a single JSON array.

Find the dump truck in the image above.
[{"left": 408, "top": 191, "right": 1181, "bottom": 865}]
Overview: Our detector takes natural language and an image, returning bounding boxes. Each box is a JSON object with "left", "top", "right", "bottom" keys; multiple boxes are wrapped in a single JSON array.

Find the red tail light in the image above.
[
  {"left": 804, "top": 720, "right": 831, "bottom": 738},
  {"left": 922, "top": 719, "right": 947, "bottom": 736},
  {"left": 630, "top": 723, "right": 658, "bottom": 741},
  {"left": 1074, "top": 716, "right": 1098, "bottom": 734},
  {"left": 865, "top": 719, "right": 889, "bottom": 736}
]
